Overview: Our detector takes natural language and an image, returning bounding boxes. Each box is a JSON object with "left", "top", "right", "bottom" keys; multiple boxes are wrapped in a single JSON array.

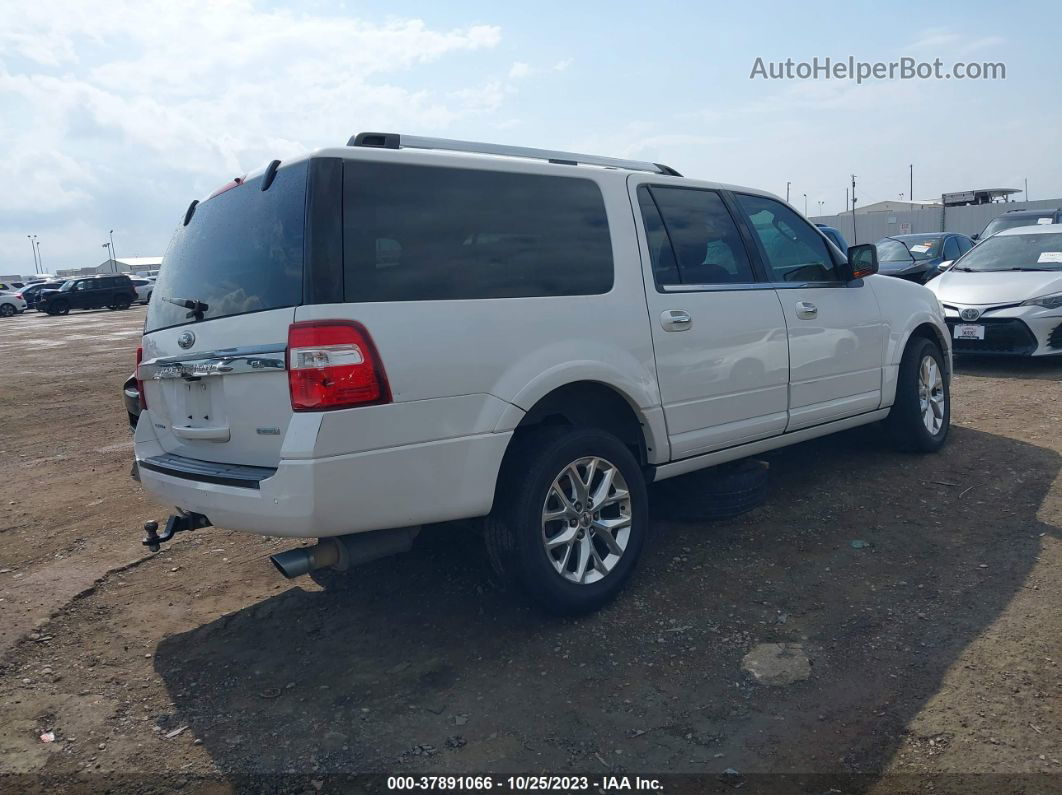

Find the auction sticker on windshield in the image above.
[
  {"left": 954, "top": 324, "right": 985, "bottom": 340},
  {"left": 1037, "top": 252, "right": 1062, "bottom": 263}
]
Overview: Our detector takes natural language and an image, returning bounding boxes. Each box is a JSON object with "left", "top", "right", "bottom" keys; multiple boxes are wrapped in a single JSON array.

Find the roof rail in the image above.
[{"left": 347, "top": 132, "right": 682, "bottom": 177}]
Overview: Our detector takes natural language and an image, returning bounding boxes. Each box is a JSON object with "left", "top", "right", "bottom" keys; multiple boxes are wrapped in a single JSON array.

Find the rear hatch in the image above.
[{"left": 141, "top": 160, "right": 309, "bottom": 467}]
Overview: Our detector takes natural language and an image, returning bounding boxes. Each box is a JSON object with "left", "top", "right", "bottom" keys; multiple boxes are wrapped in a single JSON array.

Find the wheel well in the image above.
[
  {"left": 908, "top": 322, "right": 951, "bottom": 378},
  {"left": 514, "top": 382, "right": 650, "bottom": 465}
]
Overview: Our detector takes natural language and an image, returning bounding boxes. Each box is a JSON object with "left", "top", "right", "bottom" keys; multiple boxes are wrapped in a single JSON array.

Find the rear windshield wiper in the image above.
[{"left": 162, "top": 296, "right": 210, "bottom": 320}]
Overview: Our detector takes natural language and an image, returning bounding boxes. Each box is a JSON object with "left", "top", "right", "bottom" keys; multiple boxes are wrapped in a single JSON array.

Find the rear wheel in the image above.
[
  {"left": 114, "top": 295, "right": 132, "bottom": 310},
  {"left": 885, "top": 337, "right": 949, "bottom": 452},
  {"left": 486, "top": 427, "right": 648, "bottom": 615},
  {"left": 52, "top": 300, "right": 70, "bottom": 316},
  {"left": 0, "top": 303, "right": 15, "bottom": 317}
]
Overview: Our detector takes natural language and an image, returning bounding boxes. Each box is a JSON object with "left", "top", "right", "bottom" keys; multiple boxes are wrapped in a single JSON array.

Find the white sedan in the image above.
[
  {"left": 927, "top": 225, "right": 1062, "bottom": 356},
  {"left": 130, "top": 277, "right": 154, "bottom": 305},
  {"left": 0, "top": 291, "right": 27, "bottom": 317}
]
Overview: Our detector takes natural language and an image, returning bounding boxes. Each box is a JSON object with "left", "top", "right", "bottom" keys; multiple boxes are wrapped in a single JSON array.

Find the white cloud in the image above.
[
  {"left": 553, "top": 59, "right": 573, "bottom": 72},
  {"left": 0, "top": 0, "right": 505, "bottom": 266},
  {"left": 509, "top": 61, "right": 532, "bottom": 79}
]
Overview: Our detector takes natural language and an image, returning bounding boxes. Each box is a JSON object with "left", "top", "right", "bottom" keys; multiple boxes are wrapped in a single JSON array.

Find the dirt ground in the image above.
[{"left": 0, "top": 306, "right": 1060, "bottom": 793}]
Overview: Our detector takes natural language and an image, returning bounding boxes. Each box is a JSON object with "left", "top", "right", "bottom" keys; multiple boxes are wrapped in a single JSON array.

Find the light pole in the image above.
[
  {"left": 909, "top": 164, "right": 913, "bottom": 202},
  {"left": 109, "top": 229, "right": 118, "bottom": 265},
  {"left": 786, "top": 182, "right": 791, "bottom": 203},
  {"left": 35, "top": 240, "right": 43, "bottom": 273},
  {"left": 803, "top": 193, "right": 808, "bottom": 216},
  {"left": 102, "top": 242, "right": 114, "bottom": 272},
  {"left": 27, "top": 235, "right": 39, "bottom": 273},
  {"left": 818, "top": 200, "right": 825, "bottom": 215}
]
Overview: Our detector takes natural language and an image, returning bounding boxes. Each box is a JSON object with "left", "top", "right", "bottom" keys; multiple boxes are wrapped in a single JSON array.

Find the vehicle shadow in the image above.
[
  {"left": 154, "top": 424, "right": 1060, "bottom": 785},
  {"left": 954, "top": 354, "right": 1062, "bottom": 381}
]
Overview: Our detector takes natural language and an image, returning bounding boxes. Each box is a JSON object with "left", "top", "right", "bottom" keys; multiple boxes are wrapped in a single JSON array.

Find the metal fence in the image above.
[{"left": 809, "top": 198, "right": 1062, "bottom": 244}]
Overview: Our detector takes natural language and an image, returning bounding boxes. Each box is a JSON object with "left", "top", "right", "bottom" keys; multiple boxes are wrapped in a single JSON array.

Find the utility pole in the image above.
[
  {"left": 845, "top": 187, "right": 849, "bottom": 213},
  {"left": 803, "top": 193, "right": 808, "bottom": 216},
  {"left": 109, "top": 229, "right": 118, "bottom": 266},
  {"left": 909, "top": 164, "right": 913, "bottom": 202},
  {"left": 851, "top": 174, "right": 858, "bottom": 244},
  {"left": 786, "top": 182, "right": 791, "bottom": 203},
  {"left": 35, "top": 240, "right": 43, "bottom": 273},
  {"left": 27, "top": 235, "right": 39, "bottom": 273},
  {"left": 1025, "top": 178, "right": 1029, "bottom": 203}
]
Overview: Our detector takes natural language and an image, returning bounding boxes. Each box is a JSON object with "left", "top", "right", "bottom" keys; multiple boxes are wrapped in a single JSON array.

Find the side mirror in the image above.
[
  {"left": 847, "top": 243, "right": 878, "bottom": 280},
  {"left": 938, "top": 260, "right": 954, "bottom": 271}
]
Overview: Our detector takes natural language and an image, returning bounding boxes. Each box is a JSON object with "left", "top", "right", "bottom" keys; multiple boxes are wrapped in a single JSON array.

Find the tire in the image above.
[
  {"left": 485, "top": 427, "right": 648, "bottom": 615},
  {"left": 652, "top": 459, "right": 769, "bottom": 522},
  {"left": 885, "top": 336, "right": 950, "bottom": 452},
  {"left": 114, "top": 295, "right": 132, "bottom": 310},
  {"left": 52, "top": 300, "right": 70, "bottom": 315},
  {"left": 0, "top": 303, "right": 15, "bottom": 318}
]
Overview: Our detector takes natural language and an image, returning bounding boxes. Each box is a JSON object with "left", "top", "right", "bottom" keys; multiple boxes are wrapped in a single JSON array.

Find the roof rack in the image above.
[{"left": 347, "top": 132, "right": 682, "bottom": 177}]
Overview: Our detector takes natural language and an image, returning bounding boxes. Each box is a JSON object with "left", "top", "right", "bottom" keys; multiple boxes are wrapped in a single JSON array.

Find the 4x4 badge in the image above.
[{"left": 177, "top": 330, "right": 196, "bottom": 349}]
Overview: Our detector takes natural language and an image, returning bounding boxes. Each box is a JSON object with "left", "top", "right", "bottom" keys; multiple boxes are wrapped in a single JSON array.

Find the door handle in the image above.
[
  {"left": 796, "top": 301, "right": 818, "bottom": 320},
  {"left": 660, "top": 309, "right": 692, "bottom": 332}
]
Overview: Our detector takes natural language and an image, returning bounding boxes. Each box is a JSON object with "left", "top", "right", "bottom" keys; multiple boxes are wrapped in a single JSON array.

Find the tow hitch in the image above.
[{"left": 142, "top": 511, "right": 212, "bottom": 552}]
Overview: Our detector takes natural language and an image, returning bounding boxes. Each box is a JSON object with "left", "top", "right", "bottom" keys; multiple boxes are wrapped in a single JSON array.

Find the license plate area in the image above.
[{"left": 953, "top": 324, "right": 985, "bottom": 340}]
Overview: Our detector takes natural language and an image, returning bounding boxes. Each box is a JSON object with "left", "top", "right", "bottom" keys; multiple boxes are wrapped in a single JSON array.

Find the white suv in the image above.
[{"left": 133, "top": 133, "right": 951, "bottom": 613}]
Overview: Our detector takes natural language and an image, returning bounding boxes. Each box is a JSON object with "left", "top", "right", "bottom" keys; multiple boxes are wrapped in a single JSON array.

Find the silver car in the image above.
[{"left": 927, "top": 225, "right": 1062, "bottom": 356}]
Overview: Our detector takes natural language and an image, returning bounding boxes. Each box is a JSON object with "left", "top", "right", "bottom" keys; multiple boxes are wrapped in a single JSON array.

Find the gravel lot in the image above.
[{"left": 0, "top": 306, "right": 1060, "bottom": 791}]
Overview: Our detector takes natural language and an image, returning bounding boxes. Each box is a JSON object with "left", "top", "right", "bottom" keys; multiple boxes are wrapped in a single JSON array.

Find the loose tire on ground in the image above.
[
  {"left": 651, "top": 458, "right": 769, "bottom": 522},
  {"left": 485, "top": 426, "right": 648, "bottom": 615},
  {"left": 885, "top": 336, "right": 950, "bottom": 453}
]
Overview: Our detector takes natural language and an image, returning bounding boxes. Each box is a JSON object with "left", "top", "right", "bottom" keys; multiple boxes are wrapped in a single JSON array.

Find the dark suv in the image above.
[{"left": 37, "top": 275, "right": 138, "bottom": 315}]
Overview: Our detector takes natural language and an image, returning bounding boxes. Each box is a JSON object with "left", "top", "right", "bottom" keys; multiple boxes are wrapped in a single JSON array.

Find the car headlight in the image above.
[{"left": 1020, "top": 291, "right": 1062, "bottom": 309}]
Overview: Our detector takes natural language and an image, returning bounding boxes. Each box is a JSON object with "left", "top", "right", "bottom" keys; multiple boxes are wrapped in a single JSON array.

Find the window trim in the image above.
[{"left": 637, "top": 183, "right": 766, "bottom": 293}]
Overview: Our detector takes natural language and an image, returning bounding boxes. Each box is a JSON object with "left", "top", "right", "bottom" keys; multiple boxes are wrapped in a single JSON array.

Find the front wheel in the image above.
[
  {"left": 52, "top": 300, "right": 70, "bottom": 315},
  {"left": 486, "top": 427, "right": 648, "bottom": 615},
  {"left": 0, "top": 304, "right": 15, "bottom": 317},
  {"left": 885, "top": 337, "right": 950, "bottom": 452}
]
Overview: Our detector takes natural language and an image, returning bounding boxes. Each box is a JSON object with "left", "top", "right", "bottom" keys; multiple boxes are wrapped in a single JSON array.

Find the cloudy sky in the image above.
[{"left": 2, "top": 0, "right": 1060, "bottom": 274}]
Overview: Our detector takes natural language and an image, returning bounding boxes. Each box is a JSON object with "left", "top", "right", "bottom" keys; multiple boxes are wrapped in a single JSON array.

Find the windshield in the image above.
[
  {"left": 981, "top": 215, "right": 1054, "bottom": 238},
  {"left": 146, "top": 160, "right": 308, "bottom": 333},
  {"left": 876, "top": 239, "right": 913, "bottom": 262},
  {"left": 952, "top": 232, "right": 1062, "bottom": 272}
]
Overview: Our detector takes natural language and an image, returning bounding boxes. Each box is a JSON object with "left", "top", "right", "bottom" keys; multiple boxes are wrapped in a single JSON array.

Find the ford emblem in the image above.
[
  {"left": 959, "top": 308, "right": 981, "bottom": 322},
  {"left": 177, "top": 330, "right": 196, "bottom": 349}
]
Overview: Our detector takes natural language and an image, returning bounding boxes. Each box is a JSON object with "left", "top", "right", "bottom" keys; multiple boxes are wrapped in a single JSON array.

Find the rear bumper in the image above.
[{"left": 134, "top": 410, "right": 512, "bottom": 538}]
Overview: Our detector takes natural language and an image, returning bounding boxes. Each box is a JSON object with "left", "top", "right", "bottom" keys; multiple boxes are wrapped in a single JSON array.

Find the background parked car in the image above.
[
  {"left": 0, "top": 281, "right": 26, "bottom": 292},
  {"left": 815, "top": 223, "right": 850, "bottom": 252},
  {"left": 927, "top": 225, "right": 1062, "bottom": 357},
  {"left": 17, "top": 281, "right": 65, "bottom": 310},
  {"left": 36, "top": 274, "right": 137, "bottom": 315},
  {"left": 130, "top": 277, "right": 154, "bottom": 305},
  {"left": 976, "top": 208, "right": 1062, "bottom": 240},
  {"left": 0, "top": 291, "right": 27, "bottom": 317},
  {"left": 874, "top": 233, "right": 975, "bottom": 283}
]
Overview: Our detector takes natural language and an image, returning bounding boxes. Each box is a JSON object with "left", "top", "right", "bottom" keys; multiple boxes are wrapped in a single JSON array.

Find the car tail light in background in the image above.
[
  {"left": 287, "top": 321, "right": 391, "bottom": 411},
  {"left": 135, "top": 346, "right": 147, "bottom": 410},
  {"left": 15, "top": 292, "right": 23, "bottom": 300}
]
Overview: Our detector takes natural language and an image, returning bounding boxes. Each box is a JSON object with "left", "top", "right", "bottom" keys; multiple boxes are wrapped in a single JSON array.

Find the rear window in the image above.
[
  {"left": 146, "top": 161, "right": 307, "bottom": 332},
  {"left": 342, "top": 161, "right": 613, "bottom": 301}
]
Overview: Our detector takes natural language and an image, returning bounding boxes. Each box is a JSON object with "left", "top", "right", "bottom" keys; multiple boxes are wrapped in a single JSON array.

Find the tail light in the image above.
[
  {"left": 15, "top": 292, "right": 23, "bottom": 300},
  {"left": 287, "top": 321, "right": 391, "bottom": 411},
  {"left": 135, "top": 346, "right": 148, "bottom": 410}
]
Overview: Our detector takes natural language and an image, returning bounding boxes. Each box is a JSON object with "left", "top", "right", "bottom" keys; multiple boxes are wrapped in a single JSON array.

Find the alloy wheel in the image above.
[{"left": 918, "top": 354, "right": 945, "bottom": 435}]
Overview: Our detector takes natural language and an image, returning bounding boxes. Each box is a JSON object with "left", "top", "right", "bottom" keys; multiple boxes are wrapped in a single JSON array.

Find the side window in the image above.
[
  {"left": 942, "top": 237, "right": 960, "bottom": 261},
  {"left": 342, "top": 162, "right": 613, "bottom": 301},
  {"left": 636, "top": 187, "right": 679, "bottom": 286},
  {"left": 737, "top": 194, "right": 838, "bottom": 282},
  {"left": 956, "top": 236, "right": 973, "bottom": 255},
  {"left": 645, "top": 186, "right": 755, "bottom": 286}
]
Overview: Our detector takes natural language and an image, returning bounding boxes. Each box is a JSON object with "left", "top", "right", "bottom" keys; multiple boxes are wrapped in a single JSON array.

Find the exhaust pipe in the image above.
[{"left": 269, "top": 526, "right": 419, "bottom": 579}]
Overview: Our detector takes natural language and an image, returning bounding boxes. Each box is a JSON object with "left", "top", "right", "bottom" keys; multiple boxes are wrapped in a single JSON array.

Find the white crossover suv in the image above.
[{"left": 133, "top": 133, "right": 951, "bottom": 613}]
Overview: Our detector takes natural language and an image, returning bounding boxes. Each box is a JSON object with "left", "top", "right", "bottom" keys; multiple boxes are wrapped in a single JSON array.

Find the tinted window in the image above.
[
  {"left": 342, "top": 162, "right": 612, "bottom": 301},
  {"left": 982, "top": 214, "right": 1053, "bottom": 238},
  {"left": 957, "top": 236, "right": 974, "bottom": 255},
  {"left": 637, "top": 187, "right": 679, "bottom": 286},
  {"left": 146, "top": 161, "right": 307, "bottom": 332},
  {"left": 738, "top": 194, "right": 837, "bottom": 282},
  {"left": 644, "top": 187, "right": 754, "bottom": 285},
  {"left": 943, "top": 237, "right": 960, "bottom": 261}
]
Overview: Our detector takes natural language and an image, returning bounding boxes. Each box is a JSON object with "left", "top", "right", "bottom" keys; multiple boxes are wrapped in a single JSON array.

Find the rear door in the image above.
[
  {"left": 140, "top": 159, "right": 311, "bottom": 467},
  {"left": 734, "top": 193, "right": 885, "bottom": 431},
  {"left": 632, "top": 181, "right": 789, "bottom": 458}
]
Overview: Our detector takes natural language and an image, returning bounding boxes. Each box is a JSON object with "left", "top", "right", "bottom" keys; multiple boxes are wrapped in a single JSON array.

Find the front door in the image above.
[
  {"left": 734, "top": 193, "right": 885, "bottom": 431},
  {"left": 632, "top": 181, "right": 790, "bottom": 459}
]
